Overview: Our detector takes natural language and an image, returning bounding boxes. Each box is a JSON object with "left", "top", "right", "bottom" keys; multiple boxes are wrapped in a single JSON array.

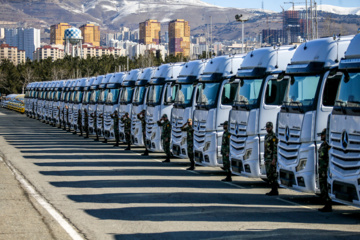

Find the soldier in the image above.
[
  {"left": 57, "top": 106, "right": 62, "bottom": 129},
  {"left": 121, "top": 112, "right": 132, "bottom": 150},
  {"left": 264, "top": 121, "right": 279, "bottom": 196},
  {"left": 63, "top": 105, "right": 68, "bottom": 130},
  {"left": 99, "top": 113, "right": 107, "bottom": 143},
  {"left": 157, "top": 114, "right": 171, "bottom": 163},
  {"left": 221, "top": 121, "right": 232, "bottom": 182},
  {"left": 318, "top": 128, "right": 332, "bottom": 212},
  {"left": 181, "top": 118, "right": 195, "bottom": 170},
  {"left": 90, "top": 112, "right": 99, "bottom": 141},
  {"left": 137, "top": 109, "right": 149, "bottom": 156},
  {"left": 111, "top": 110, "right": 120, "bottom": 147},
  {"left": 83, "top": 109, "right": 89, "bottom": 138},
  {"left": 77, "top": 109, "right": 83, "bottom": 136}
]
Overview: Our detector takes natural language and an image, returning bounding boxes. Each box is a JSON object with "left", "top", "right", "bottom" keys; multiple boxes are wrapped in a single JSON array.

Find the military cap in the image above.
[
  {"left": 162, "top": 114, "right": 168, "bottom": 118},
  {"left": 321, "top": 128, "right": 326, "bottom": 135},
  {"left": 223, "top": 121, "right": 228, "bottom": 126},
  {"left": 187, "top": 118, "right": 192, "bottom": 122},
  {"left": 124, "top": 112, "right": 129, "bottom": 116},
  {"left": 266, "top": 122, "right": 273, "bottom": 128}
]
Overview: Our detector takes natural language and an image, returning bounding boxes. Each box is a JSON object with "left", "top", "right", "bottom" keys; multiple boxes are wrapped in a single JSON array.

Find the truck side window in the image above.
[
  {"left": 265, "top": 78, "right": 289, "bottom": 105},
  {"left": 323, "top": 74, "right": 342, "bottom": 107},
  {"left": 221, "top": 82, "right": 237, "bottom": 105}
]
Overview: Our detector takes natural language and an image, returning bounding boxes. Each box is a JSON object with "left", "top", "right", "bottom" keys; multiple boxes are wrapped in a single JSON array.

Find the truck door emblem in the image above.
[
  {"left": 285, "top": 126, "right": 290, "bottom": 141},
  {"left": 341, "top": 131, "right": 348, "bottom": 149}
]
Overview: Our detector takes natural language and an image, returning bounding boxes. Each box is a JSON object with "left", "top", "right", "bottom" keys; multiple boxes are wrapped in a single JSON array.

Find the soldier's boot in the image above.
[
  {"left": 125, "top": 143, "right": 131, "bottom": 150},
  {"left": 318, "top": 202, "right": 332, "bottom": 212},
  {"left": 103, "top": 139, "right": 108, "bottom": 143},
  {"left": 221, "top": 170, "right": 232, "bottom": 182},
  {"left": 84, "top": 132, "right": 89, "bottom": 139},
  {"left": 266, "top": 183, "right": 279, "bottom": 196},
  {"left": 94, "top": 135, "right": 99, "bottom": 141},
  {"left": 73, "top": 130, "right": 77, "bottom": 134},
  {"left": 113, "top": 141, "right": 119, "bottom": 147},
  {"left": 79, "top": 130, "right": 83, "bottom": 137},
  {"left": 187, "top": 158, "right": 195, "bottom": 170},
  {"left": 162, "top": 156, "right": 170, "bottom": 163},
  {"left": 142, "top": 149, "right": 149, "bottom": 156}
]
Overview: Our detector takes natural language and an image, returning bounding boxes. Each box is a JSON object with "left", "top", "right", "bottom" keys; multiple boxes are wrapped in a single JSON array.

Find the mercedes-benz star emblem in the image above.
[
  {"left": 285, "top": 126, "right": 290, "bottom": 142},
  {"left": 341, "top": 130, "right": 349, "bottom": 149}
]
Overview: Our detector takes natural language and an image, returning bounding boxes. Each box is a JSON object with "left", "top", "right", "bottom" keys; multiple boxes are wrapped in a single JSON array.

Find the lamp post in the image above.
[{"left": 235, "top": 14, "right": 249, "bottom": 54}]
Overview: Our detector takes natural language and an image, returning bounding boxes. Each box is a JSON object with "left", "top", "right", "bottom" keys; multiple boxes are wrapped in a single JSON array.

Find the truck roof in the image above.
[
  {"left": 201, "top": 54, "right": 246, "bottom": 80},
  {"left": 151, "top": 62, "right": 185, "bottom": 83}
]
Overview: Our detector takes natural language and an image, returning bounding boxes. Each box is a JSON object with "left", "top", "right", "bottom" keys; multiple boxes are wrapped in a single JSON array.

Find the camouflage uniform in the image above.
[
  {"left": 221, "top": 129, "right": 231, "bottom": 171},
  {"left": 77, "top": 109, "right": 83, "bottom": 136},
  {"left": 137, "top": 111, "right": 148, "bottom": 155},
  {"left": 264, "top": 121, "right": 279, "bottom": 195},
  {"left": 181, "top": 119, "right": 194, "bottom": 169},
  {"left": 111, "top": 111, "right": 119, "bottom": 146},
  {"left": 91, "top": 112, "right": 99, "bottom": 141},
  {"left": 121, "top": 113, "right": 132, "bottom": 150},
  {"left": 158, "top": 114, "right": 171, "bottom": 161},
  {"left": 318, "top": 128, "right": 332, "bottom": 212},
  {"left": 84, "top": 110, "right": 89, "bottom": 138}
]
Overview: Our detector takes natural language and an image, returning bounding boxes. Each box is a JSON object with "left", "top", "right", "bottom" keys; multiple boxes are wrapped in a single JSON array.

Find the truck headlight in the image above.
[
  {"left": 151, "top": 132, "right": 156, "bottom": 140},
  {"left": 243, "top": 148, "right": 252, "bottom": 160},
  {"left": 296, "top": 158, "right": 307, "bottom": 172},
  {"left": 203, "top": 141, "right": 211, "bottom": 152},
  {"left": 181, "top": 137, "right": 186, "bottom": 145}
]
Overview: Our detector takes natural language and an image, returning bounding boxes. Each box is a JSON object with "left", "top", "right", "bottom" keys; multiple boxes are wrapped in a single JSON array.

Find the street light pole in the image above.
[{"left": 235, "top": 14, "right": 249, "bottom": 54}]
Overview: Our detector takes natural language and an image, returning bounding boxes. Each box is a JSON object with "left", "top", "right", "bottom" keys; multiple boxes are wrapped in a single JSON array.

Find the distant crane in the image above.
[{"left": 284, "top": 1, "right": 305, "bottom": 10}]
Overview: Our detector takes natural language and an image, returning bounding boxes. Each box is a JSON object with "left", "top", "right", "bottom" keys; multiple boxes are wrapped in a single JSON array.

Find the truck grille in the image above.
[{"left": 277, "top": 126, "right": 301, "bottom": 163}]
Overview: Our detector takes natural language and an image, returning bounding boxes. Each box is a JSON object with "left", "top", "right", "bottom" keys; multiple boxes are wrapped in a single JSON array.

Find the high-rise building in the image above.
[
  {"left": 0, "top": 43, "right": 25, "bottom": 65},
  {"left": 4, "top": 28, "right": 40, "bottom": 60},
  {"left": 33, "top": 45, "right": 64, "bottom": 61},
  {"left": 168, "top": 19, "right": 190, "bottom": 57},
  {"left": 79, "top": 23, "right": 100, "bottom": 47},
  {"left": 50, "top": 23, "right": 71, "bottom": 45},
  {"left": 139, "top": 20, "right": 161, "bottom": 45}
]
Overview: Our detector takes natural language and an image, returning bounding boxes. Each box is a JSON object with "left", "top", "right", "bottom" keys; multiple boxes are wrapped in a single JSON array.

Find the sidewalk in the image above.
[{"left": 0, "top": 156, "right": 72, "bottom": 240}]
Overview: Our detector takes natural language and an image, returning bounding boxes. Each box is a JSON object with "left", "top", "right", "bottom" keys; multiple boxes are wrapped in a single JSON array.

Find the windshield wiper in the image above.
[{"left": 335, "top": 100, "right": 347, "bottom": 114}]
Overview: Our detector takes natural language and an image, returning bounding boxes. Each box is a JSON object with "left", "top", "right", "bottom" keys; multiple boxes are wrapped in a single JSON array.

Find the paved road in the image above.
[{"left": 0, "top": 107, "right": 359, "bottom": 240}]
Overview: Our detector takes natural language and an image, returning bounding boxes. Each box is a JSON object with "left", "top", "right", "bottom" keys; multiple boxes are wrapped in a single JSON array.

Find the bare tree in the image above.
[
  {"left": 21, "top": 66, "right": 38, "bottom": 94},
  {"left": 0, "top": 71, "right": 12, "bottom": 93}
]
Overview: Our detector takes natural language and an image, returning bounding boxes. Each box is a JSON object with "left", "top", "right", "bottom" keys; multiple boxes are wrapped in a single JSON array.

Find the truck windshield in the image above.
[
  {"left": 82, "top": 91, "right": 92, "bottom": 104},
  {"left": 106, "top": 89, "right": 120, "bottom": 104},
  {"left": 335, "top": 72, "right": 360, "bottom": 108},
  {"left": 54, "top": 91, "right": 61, "bottom": 101},
  {"left": 69, "top": 91, "right": 76, "bottom": 103},
  {"left": 147, "top": 85, "right": 164, "bottom": 105},
  {"left": 174, "top": 84, "right": 194, "bottom": 107},
  {"left": 65, "top": 91, "right": 71, "bottom": 103},
  {"left": 90, "top": 90, "right": 100, "bottom": 104},
  {"left": 197, "top": 82, "right": 221, "bottom": 109},
  {"left": 133, "top": 86, "right": 146, "bottom": 104},
  {"left": 98, "top": 89, "right": 108, "bottom": 104},
  {"left": 60, "top": 92, "right": 67, "bottom": 101},
  {"left": 75, "top": 91, "right": 83, "bottom": 104},
  {"left": 283, "top": 75, "right": 321, "bottom": 112},
  {"left": 235, "top": 79, "right": 263, "bottom": 109},
  {"left": 120, "top": 87, "right": 135, "bottom": 104}
]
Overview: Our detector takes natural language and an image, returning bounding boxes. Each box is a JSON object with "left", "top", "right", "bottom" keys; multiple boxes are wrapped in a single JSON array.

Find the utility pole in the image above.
[{"left": 235, "top": 14, "right": 248, "bottom": 54}]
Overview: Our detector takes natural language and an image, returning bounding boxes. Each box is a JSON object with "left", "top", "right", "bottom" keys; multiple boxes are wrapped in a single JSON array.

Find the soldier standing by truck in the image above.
[
  {"left": 318, "top": 128, "right": 332, "bottom": 212},
  {"left": 76, "top": 109, "right": 83, "bottom": 136},
  {"left": 91, "top": 112, "right": 99, "bottom": 141},
  {"left": 84, "top": 109, "right": 89, "bottom": 138},
  {"left": 111, "top": 110, "right": 120, "bottom": 147},
  {"left": 221, "top": 121, "right": 232, "bottom": 182},
  {"left": 121, "top": 112, "right": 131, "bottom": 150},
  {"left": 157, "top": 114, "right": 171, "bottom": 163},
  {"left": 137, "top": 110, "right": 149, "bottom": 156},
  {"left": 181, "top": 118, "right": 195, "bottom": 170},
  {"left": 264, "top": 121, "right": 279, "bottom": 196}
]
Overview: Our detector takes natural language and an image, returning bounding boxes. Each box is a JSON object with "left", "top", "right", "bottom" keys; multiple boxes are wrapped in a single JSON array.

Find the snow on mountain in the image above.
[{"left": 291, "top": 4, "right": 360, "bottom": 16}]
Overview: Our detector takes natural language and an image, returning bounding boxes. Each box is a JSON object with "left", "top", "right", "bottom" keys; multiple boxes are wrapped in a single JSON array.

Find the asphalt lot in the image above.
[{"left": 0, "top": 107, "right": 359, "bottom": 240}]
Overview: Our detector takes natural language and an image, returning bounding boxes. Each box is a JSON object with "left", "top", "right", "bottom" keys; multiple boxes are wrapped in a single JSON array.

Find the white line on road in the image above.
[
  {"left": 276, "top": 197, "right": 314, "bottom": 210},
  {"left": 0, "top": 112, "right": 6, "bottom": 115},
  {"left": 0, "top": 157, "right": 84, "bottom": 240}
]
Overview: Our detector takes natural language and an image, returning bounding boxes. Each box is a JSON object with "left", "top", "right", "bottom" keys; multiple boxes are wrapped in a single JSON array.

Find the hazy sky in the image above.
[{"left": 201, "top": 0, "right": 360, "bottom": 12}]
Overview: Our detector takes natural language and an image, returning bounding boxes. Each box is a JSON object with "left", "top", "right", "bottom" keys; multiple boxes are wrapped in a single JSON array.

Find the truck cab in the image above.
[
  {"left": 328, "top": 34, "right": 360, "bottom": 207},
  {"left": 277, "top": 36, "right": 353, "bottom": 193},
  {"left": 65, "top": 80, "right": 78, "bottom": 130},
  {"left": 193, "top": 54, "right": 245, "bottom": 167},
  {"left": 171, "top": 59, "right": 208, "bottom": 159},
  {"left": 131, "top": 67, "right": 157, "bottom": 146},
  {"left": 70, "top": 78, "right": 87, "bottom": 131},
  {"left": 118, "top": 69, "right": 141, "bottom": 142},
  {"left": 145, "top": 63, "right": 185, "bottom": 153},
  {"left": 95, "top": 74, "right": 113, "bottom": 138},
  {"left": 88, "top": 76, "right": 104, "bottom": 136},
  {"left": 230, "top": 46, "right": 297, "bottom": 178},
  {"left": 45, "top": 81, "right": 58, "bottom": 123},
  {"left": 103, "top": 72, "right": 126, "bottom": 140},
  {"left": 80, "top": 77, "right": 96, "bottom": 132},
  {"left": 52, "top": 80, "right": 65, "bottom": 126},
  {"left": 25, "top": 82, "right": 36, "bottom": 116},
  {"left": 58, "top": 80, "right": 73, "bottom": 127}
]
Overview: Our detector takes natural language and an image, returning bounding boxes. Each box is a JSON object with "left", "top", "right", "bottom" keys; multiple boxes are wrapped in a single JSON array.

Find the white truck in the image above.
[
  {"left": 44, "top": 81, "right": 58, "bottom": 124},
  {"left": 103, "top": 72, "right": 127, "bottom": 140},
  {"left": 88, "top": 76, "right": 104, "bottom": 136},
  {"left": 25, "top": 82, "right": 36, "bottom": 117},
  {"left": 95, "top": 74, "right": 113, "bottom": 138},
  {"left": 277, "top": 35, "right": 353, "bottom": 193},
  {"left": 70, "top": 78, "right": 87, "bottom": 132},
  {"left": 328, "top": 34, "right": 360, "bottom": 207},
  {"left": 52, "top": 80, "right": 65, "bottom": 126},
  {"left": 80, "top": 77, "right": 96, "bottom": 132},
  {"left": 65, "top": 80, "right": 78, "bottom": 131},
  {"left": 118, "top": 69, "right": 141, "bottom": 142},
  {"left": 171, "top": 59, "right": 208, "bottom": 158},
  {"left": 131, "top": 67, "right": 157, "bottom": 146},
  {"left": 145, "top": 63, "right": 185, "bottom": 153},
  {"left": 229, "top": 46, "right": 297, "bottom": 178},
  {"left": 58, "top": 80, "right": 73, "bottom": 128},
  {"left": 193, "top": 54, "right": 245, "bottom": 167},
  {"left": 36, "top": 81, "right": 49, "bottom": 120}
]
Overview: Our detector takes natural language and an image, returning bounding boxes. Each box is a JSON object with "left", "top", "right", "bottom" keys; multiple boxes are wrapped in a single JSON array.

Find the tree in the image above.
[{"left": 20, "top": 65, "right": 38, "bottom": 94}]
